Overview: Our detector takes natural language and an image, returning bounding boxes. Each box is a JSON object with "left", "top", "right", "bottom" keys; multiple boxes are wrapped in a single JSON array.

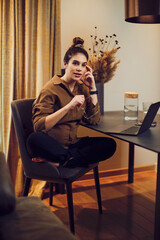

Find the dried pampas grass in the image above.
[{"left": 87, "top": 27, "right": 120, "bottom": 83}]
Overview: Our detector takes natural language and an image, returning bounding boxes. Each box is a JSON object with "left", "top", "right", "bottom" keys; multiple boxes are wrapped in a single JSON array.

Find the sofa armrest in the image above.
[{"left": 0, "top": 152, "right": 16, "bottom": 215}]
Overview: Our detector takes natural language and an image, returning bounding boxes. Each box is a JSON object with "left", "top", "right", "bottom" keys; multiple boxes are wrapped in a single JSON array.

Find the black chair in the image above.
[{"left": 11, "top": 98, "right": 102, "bottom": 234}]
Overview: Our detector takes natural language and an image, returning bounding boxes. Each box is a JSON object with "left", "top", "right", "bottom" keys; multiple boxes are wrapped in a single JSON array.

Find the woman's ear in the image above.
[{"left": 63, "top": 61, "right": 67, "bottom": 69}]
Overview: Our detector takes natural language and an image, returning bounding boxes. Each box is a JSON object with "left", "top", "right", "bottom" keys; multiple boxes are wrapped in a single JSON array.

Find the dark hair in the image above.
[{"left": 63, "top": 37, "right": 89, "bottom": 63}]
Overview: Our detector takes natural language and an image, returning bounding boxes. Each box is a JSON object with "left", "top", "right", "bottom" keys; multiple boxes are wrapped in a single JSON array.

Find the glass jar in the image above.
[{"left": 124, "top": 92, "right": 138, "bottom": 120}]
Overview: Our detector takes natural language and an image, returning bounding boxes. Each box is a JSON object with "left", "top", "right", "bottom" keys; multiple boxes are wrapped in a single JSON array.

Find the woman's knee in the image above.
[
  {"left": 100, "top": 137, "right": 117, "bottom": 158},
  {"left": 109, "top": 138, "right": 117, "bottom": 156},
  {"left": 27, "top": 132, "right": 42, "bottom": 144},
  {"left": 26, "top": 132, "right": 50, "bottom": 154},
  {"left": 107, "top": 137, "right": 116, "bottom": 151},
  {"left": 27, "top": 132, "right": 40, "bottom": 154}
]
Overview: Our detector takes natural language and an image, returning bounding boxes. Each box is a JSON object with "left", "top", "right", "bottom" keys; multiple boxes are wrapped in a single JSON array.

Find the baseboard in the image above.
[{"left": 78, "top": 164, "right": 155, "bottom": 181}]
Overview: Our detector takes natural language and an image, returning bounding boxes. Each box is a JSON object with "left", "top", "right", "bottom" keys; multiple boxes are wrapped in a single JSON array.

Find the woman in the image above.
[{"left": 27, "top": 37, "right": 116, "bottom": 167}]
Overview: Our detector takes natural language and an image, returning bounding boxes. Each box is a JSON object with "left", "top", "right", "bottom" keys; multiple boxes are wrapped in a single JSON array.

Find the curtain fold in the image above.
[
  {"left": 0, "top": 0, "right": 61, "bottom": 197},
  {"left": 0, "top": 0, "right": 15, "bottom": 157}
]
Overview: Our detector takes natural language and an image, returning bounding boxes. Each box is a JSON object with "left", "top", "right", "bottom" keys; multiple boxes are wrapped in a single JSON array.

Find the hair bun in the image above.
[{"left": 72, "top": 37, "right": 84, "bottom": 48}]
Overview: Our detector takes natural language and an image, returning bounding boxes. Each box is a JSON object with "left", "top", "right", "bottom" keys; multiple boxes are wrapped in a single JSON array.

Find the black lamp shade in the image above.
[{"left": 125, "top": 0, "right": 160, "bottom": 23}]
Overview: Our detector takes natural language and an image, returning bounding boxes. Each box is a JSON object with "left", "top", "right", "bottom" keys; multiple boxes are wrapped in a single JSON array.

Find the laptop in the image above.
[{"left": 106, "top": 101, "right": 160, "bottom": 136}]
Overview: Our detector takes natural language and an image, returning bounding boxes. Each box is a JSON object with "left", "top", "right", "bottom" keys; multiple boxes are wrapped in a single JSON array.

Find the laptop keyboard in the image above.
[{"left": 121, "top": 126, "right": 139, "bottom": 134}]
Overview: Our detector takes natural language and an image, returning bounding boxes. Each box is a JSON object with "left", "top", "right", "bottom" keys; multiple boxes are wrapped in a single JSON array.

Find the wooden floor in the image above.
[{"left": 42, "top": 170, "right": 156, "bottom": 240}]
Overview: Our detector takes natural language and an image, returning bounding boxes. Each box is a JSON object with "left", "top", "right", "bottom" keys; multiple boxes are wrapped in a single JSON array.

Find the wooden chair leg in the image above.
[
  {"left": 49, "top": 182, "right": 53, "bottom": 206},
  {"left": 66, "top": 182, "right": 75, "bottom": 234},
  {"left": 93, "top": 166, "right": 102, "bottom": 214},
  {"left": 23, "top": 177, "right": 31, "bottom": 196}
]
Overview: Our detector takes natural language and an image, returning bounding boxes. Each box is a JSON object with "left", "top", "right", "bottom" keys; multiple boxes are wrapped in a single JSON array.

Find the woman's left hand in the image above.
[{"left": 82, "top": 65, "right": 96, "bottom": 90}]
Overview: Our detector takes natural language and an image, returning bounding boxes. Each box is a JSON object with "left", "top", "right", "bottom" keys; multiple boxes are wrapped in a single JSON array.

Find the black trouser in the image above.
[{"left": 27, "top": 132, "right": 116, "bottom": 168}]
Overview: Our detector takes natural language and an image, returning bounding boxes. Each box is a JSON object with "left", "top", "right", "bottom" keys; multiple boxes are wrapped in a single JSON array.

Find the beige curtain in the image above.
[{"left": 0, "top": 0, "right": 61, "bottom": 196}]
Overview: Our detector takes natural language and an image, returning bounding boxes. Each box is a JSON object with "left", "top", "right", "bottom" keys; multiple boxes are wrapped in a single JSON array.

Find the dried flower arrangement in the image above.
[{"left": 88, "top": 27, "right": 120, "bottom": 84}]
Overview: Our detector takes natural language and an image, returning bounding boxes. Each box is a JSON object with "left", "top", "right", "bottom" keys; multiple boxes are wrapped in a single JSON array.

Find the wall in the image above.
[{"left": 61, "top": 0, "right": 160, "bottom": 170}]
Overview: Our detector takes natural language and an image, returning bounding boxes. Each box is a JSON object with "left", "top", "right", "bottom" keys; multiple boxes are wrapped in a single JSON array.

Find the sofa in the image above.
[{"left": 0, "top": 152, "right": 76, "bottom": 240}]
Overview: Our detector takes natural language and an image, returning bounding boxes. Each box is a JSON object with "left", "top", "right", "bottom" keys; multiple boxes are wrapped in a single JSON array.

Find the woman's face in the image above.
[{"left": 64, "top": 53, "right": 87, "bottom": 82}]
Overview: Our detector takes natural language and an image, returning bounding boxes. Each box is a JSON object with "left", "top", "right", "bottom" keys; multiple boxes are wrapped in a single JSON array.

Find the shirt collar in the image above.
[
  {"left": 52, "top": 75, "right": 64, "bottom": 85},
  {"left": 52, "top": 74, "right": 83, "bottom": 86}
]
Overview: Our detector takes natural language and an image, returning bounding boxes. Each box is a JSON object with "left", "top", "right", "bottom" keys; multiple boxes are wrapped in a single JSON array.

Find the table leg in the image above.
[
  {"left": 128, "top": 142, "right": 135, "bottom": 183},
  {"left": 154, "top": 153, "right": 160, "bottom": 240}
]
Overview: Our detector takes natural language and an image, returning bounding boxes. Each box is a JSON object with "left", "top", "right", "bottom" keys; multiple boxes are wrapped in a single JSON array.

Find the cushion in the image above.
[{"left": 0, "top": 197, "right": 76, "bottom": 240}]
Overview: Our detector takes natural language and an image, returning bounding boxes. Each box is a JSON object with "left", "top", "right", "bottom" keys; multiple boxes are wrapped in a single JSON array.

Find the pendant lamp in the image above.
[{"left": 125, "top": 0, "right": 160, "bottom": 23}]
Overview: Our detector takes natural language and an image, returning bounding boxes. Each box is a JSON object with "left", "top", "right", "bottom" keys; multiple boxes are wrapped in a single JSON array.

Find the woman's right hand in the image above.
[
  {"left": 67, "top": 95, "right": 85, "bottom": 110},
  {"left": 45, "top": 95, "right": 85, "bottom": 131}
]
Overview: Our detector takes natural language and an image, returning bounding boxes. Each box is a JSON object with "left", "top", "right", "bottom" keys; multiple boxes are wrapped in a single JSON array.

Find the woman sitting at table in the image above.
[{"left": 27, "top": 37, "right": 116, "bottom": 167}]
